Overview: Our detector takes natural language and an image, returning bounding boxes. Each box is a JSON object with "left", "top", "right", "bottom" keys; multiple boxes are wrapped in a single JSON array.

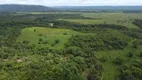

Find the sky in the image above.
[{"left": 0, "top": 0, "right": 142, "bottom": 6}]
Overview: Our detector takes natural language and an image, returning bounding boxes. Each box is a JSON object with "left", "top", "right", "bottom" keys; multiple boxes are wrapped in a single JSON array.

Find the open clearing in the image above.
[{"left": 17, "top": 27, "right": 89, "bottom": 50}]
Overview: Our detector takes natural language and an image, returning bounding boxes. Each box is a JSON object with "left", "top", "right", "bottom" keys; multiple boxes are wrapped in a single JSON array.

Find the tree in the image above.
[{"left": 39, "top": 38, "right": 43, "bottom": 42}]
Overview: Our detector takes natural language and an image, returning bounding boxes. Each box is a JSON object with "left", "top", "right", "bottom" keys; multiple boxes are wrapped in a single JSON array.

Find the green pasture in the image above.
[{"left": 17, "top": 27, "right": 89, "bottom": 50}]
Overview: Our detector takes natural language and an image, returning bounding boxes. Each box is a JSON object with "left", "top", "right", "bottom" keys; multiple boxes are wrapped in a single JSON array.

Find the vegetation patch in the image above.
[
  {"left": 81, "top": 13, "right": 142, "bottom": 29},
  {"left": 58, "top": 19, "right": 105, "bottom": 24},
  {"left": 96, "top": 42, "right": 142, "bottom": 80},
  {"left": 17, "top": 27, "right": 88, "bottom": 50}
]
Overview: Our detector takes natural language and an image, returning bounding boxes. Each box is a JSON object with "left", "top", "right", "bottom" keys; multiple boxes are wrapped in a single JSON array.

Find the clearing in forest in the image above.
[{"left": 17, "top": 27, "right": 88, "bottom": 50}]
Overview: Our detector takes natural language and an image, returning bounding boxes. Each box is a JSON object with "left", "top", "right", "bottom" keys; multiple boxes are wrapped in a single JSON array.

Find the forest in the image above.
[{"left": 0, "top": 12, "right": 142, "bottom": 80}]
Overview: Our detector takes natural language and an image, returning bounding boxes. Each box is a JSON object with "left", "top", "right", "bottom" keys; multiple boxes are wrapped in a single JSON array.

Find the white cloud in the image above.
[{"left": 0, "top": 0, "right": 142, "bottom": 6}]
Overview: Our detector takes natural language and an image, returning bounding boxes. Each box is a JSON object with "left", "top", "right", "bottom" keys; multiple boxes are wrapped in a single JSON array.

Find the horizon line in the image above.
[{"left": 0, "top": 4, "right": 142, "bottom": 7}]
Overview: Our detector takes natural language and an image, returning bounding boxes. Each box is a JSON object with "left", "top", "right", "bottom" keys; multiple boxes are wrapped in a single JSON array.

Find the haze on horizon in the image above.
[{"left": 0, "top": 0, "right": 142, "bottom": 6}]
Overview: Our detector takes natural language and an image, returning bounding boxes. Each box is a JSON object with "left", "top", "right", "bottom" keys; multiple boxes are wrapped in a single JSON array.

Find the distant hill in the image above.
[
  {"left": 0, "top": 4, "right": 58, "bottom": 12},
  {"left": 54, "top": 6, "right": 142, "bottom": 11},
  {"left": 1, "top": 5, "right": 142, "bottom": 12}
]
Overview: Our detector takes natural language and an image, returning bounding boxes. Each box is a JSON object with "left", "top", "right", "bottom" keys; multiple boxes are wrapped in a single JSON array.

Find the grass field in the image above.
[
  {"left": 81, "top": 13, "right": 142, "bottom": 29},
  {"left": 17, "top": 27, "right": 90, "bottom": 50},
  {"left": 96, "top": 41, "right": 142, "bottom": 80}
]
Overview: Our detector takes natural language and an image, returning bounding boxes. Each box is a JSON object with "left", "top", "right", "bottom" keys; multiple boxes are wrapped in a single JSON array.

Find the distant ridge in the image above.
[
  {"left": 54, "top": 6, "right": 142, "bottom": 11},
  {"left": 0, "top": 4, "right": 58, "bottom": 12},
  {"left": 0, "top": 4, "right": 142, "bottom": 12}
]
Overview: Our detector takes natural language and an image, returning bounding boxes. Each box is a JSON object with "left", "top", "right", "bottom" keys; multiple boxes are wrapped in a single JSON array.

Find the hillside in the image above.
[{"left": 0, "top": 4, "right": 58, "bottom": 12}]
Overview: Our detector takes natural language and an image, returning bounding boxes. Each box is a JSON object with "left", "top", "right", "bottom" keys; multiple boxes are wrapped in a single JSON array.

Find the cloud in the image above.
[{"left": 0, "top": 0, "right": 142, "bottom": 6}]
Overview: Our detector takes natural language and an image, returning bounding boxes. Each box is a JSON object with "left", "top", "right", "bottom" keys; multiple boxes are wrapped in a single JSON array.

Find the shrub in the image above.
[
  {"left": 38, "top": 34, "right": 43, "bottom": 36},
  {"left": 127, "top": 52, "right": 134, "bottom": 57},
  {"left": 42, "top": 40, "right": 48, "bottom": 44},
  {"left": 63, "top": 33, "right": 67, "bottom": 35},
  {"left": 139, "top": 52, "right": 142, "bottom": 57},
  {"left": 55, "top": 39, "right": 60, "bottom": 44},
  {"left": 99, "top": 57, "right": 107, "bottom": 62},
  {"left": 113, "top": 57, "right": 123, "bottom": 65},
  {"left": 51, "top": 43, "right": 55, "bottom": 46},
  {"left": 23, "top": 40, "right": 30, "bottom": 44},
  {"left": 39, "top": 38, "right": 43, "bottom": 42},
  {"left": 34, "top": 29, "right": 36, "bottom": 32}
]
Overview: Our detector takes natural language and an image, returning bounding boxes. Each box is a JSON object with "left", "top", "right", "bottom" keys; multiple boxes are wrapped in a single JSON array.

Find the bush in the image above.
[
  {"left": 55, "top": 39, "right": 60, "bottom": 44},
  {"left": 42, "top": 40, "right": 48, "bottom": 44},
  {"left": 39, "top": 38, "right": 43, "bottom": 42},
  {"left": 23, "top": 40, "right": 30, "bottom": 44},
  {"left": 127, "top": 52, "right": 134, "bottom": 57},
  {"left": 63, "top": 33, "right": 67, "bottom": 35},
  {"left": 38, "top": 34, "right": 43, "bottom": 36},
  {"left": 34, "top": 29, "right": 36, "bottom": 32},
  {"left": 139, "top": 52, "right": 142, "bottom": 57},
  {"left": 113, "top": 57, "right": 123, "bottom": 65},
  {"left": 51, "top": 43, "right": 55, "bottom": 46},
  {"left": 99, "top": 57, "right": 107, "bottom": 62}
]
